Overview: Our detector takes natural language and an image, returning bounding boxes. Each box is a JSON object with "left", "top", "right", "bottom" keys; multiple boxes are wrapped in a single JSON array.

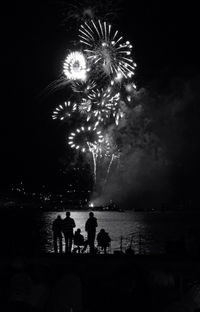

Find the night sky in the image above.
[{"left": 1, "top": 1, "right": 200, "bottom": 204}]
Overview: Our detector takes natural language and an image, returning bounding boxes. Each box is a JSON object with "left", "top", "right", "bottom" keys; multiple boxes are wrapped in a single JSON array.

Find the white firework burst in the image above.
[
  {"left": 52, "top": 101, "right": 77, "bottom": 120},
  {"left": 68, "top": 125, "right": 104, "bottom": 153},
  {"left": 83, "top": 87, "right": 120, "bottom": 124},
  {"left": 78, "top": 19, "right": 136, "bottom": 78},
  {"left": 63, "top": 51, "right": 88, "bottom": 80}
]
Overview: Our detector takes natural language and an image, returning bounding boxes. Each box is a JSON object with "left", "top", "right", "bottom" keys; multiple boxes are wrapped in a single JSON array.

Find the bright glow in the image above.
[
  {"left": 63, "top": 51, "right": 87, "bottom": 80},
  {"left": 115, "top": 72, "right": 123, "bottom": 81}
]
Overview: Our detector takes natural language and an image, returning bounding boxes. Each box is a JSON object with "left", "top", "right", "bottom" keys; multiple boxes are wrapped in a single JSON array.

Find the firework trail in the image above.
[
  {"left": 105, "top": 153, "right": 115, "bottom": 184},
  {"left": 38, "top": 76, "right": 70, "bottom": 100},
  {"left": 88, "top": 143, "right": 97, "bottom": 183}
]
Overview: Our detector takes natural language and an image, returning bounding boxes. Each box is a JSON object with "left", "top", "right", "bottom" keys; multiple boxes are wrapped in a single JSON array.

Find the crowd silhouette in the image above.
[{"left": 52, "top": 211, "right": 111, "bottom": 254}]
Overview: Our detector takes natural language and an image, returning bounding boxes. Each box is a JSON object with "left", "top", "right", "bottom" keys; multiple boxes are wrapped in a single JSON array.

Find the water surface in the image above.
[{"left": 39, "top": 210, "right": 200, "bottom": 254}]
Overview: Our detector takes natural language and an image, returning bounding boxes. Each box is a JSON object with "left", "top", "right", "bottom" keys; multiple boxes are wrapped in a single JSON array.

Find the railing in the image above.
[{"left": 111, "top": 234, "right": 143, "bottom": 254}]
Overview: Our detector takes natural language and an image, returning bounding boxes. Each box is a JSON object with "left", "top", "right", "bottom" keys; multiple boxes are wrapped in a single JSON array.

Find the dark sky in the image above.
[{"left": 1, "top": 1, "right": 200, "bottom": 198}]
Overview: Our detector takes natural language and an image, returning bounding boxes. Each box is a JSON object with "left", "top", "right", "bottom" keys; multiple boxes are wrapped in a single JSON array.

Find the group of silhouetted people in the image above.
[{"left": 52, "top": 211, "right": 111, "bottom": 254}]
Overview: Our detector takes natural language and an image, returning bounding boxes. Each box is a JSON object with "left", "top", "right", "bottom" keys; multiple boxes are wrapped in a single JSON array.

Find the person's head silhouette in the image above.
[
  {"left": 66, "top": 211, "right": 70, "bottom": 217},
  {"left": 57, "top": 215, "right": 61, "bottom": 219},
  {"left": 89, "top": 212, "right": 94, "bottom": 218},
  {"left": 76, "top": 228, "right": 81, "bottom": 234}
]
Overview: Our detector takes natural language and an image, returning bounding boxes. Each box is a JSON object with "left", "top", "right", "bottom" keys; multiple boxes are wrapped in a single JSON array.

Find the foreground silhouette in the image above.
[
  {"left": 52, "top": 215, "right": 63, "bottom": 253},
  {"left": 97, "top": 229, "right": 111, "bottom": 254},
  {"left": 82, "top": 212, "right": 98, "bottom": 254},
  {"left": 62, "top": 212, "right": 76, "bottom": 253},
  {"left": 73, "top": 229, "right": 85, "bottom": 253}
]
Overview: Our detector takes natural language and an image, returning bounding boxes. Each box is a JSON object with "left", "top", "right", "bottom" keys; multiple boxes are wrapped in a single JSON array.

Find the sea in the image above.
[{"left": 38, "top": 210, "right": 200, "bottom": 254}]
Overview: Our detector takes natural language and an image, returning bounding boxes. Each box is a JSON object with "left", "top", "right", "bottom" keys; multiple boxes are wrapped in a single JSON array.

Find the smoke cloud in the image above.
[{"left": 90, "top": 75, "right": 200, "bottom": 209}]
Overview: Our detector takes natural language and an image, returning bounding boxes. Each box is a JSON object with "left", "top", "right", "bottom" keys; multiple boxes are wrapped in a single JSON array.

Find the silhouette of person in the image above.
[
  {"left": 82, "top": 212, "right": 98, "bottom": 254},
  {"left": 73, "top": 229, "right": 85, "bottom": 253},
  {"left": 97, "top": 229, "right": 111, "bottom": 254},
  {"left": 62, "top": 211, "right": 76, "bottom": 253},
  {"left": 52, "top": 215, "right": 63, "bottom": 253}
]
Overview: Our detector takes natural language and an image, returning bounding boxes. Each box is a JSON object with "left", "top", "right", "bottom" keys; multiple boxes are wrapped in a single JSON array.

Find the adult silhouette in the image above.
[
  {"left": 82, "top": 212, "right": 98, "bottom": 254},
  {"left": 52, "top": 215, "right": 63, "bottom": 253},
  {"left": 62, "top": 212, "right": 76, "bottom": 253}
]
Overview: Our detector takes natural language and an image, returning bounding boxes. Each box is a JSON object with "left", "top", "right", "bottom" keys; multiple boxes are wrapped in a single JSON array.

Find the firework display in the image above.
[{"left": 52, "top": 14, "right": 137, "bottom": 184}]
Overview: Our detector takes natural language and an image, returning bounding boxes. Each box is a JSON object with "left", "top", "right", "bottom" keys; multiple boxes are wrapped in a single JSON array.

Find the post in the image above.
[{"left": 120, "top": 236, "right": 123, "bottom": 252}]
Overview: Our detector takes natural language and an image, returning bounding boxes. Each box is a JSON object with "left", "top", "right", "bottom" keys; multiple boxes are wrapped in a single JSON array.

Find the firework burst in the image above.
[
  {"left": 81, "top": 87, "right": 120, "bottom": 124},
  {"left": 52, "top": 101, "right": 77, "bottom": 120},
  {"left": 68, "top": 125, "right": 104, "bottom": 153},
  {"left": 63, "top": 51, "right": 88, "bottom": 80},
  {"left": 79, "top": 19, "right": 136, "bottom": 78}
]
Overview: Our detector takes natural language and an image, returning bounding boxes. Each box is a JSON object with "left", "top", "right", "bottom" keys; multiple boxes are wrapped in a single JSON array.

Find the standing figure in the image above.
[
  {"left": 62, "top": 211, "right": 76, "bottom": 253},
  {"left": 52, "top": 215, "right": 63, "bottom": 253},
  {"left": 97, "top": 229, "right": 111, "bottom": 254},
  {"left": 82, "top": 212, "right": 98, "bottom": 254}
]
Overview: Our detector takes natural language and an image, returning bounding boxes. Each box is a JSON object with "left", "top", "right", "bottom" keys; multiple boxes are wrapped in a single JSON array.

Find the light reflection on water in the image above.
[{"left": 39, "top": 210, "right": 200, "bottom": 254}]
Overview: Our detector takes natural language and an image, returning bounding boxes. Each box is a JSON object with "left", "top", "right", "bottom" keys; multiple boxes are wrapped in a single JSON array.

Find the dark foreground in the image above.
[{"left": 1, "top": 253, "right": 200, "bottom": 312}]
